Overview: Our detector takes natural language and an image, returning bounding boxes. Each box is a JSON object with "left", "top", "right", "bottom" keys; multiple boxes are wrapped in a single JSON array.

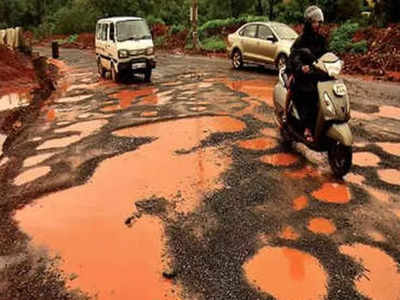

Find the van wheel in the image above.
[
  {"left": 276, "top": 54, "right": 288, "bottom": 71},
  {"left": 97, "top": 58, "right": 106, "bottom": 78},
  {"left": 232, "top": 49, "right": 243, "bottom": 70},
  {"left": 111, "top": 63, "right": 120, "bottom": 82},
  {"left": 144, "top": 67, "right": 152, "bottom": 82},
  {"left": 328, "top": 142, "right": 352, "bottom": 178}
]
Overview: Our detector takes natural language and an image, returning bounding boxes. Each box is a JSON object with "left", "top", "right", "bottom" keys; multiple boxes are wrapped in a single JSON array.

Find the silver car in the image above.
[{"left": 226, "top": 22, "right": 298, "bottom": 70}]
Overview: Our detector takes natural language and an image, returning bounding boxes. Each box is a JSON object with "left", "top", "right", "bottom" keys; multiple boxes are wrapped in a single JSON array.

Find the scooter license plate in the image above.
[
  {"left": 333, "top": 83, "right": 347, "bottom": 96},
  {"left": 132, "top": 62, "right": 146, "bottom": 69}
]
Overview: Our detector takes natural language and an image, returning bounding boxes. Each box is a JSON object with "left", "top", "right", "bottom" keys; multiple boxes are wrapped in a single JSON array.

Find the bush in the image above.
[
  {"left": 146, "top": 16, "right": 165, "bottom": 26},
  {"left": 200, "top": 36, "right": 226, "bottom": 52},
  {"left": 329, "top": 22, "right": 360, "bottom": 53},
  {"left": 154, "top": 36, "right": 166, "bottom": 48},
  {"left": 170, "top": 24, "right": 185, "bottom": 35},
  {"left": 350, "top": 40, "right": 368, "bottom": 53}
]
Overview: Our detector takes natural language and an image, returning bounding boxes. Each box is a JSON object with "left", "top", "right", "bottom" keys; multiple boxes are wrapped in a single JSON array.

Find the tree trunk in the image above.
[
  {"left": 192, "top": 0, "right": 200, "bottom": 52},
  {"left": 256, "top": 0, "right": 264, "bottom": 15},
  {"left": 268, "top": 0, "right": 275, "bottom": 20}
]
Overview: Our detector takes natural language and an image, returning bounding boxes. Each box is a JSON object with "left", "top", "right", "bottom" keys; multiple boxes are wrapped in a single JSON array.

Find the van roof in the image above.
[{"left": 97, "top": 17, "right": 143, "bottom": 23}]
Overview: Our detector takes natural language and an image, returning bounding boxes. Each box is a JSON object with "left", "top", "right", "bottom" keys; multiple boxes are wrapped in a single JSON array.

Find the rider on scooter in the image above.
[{"left": 284, "top": 5, "right": 327, "bottom": 142}]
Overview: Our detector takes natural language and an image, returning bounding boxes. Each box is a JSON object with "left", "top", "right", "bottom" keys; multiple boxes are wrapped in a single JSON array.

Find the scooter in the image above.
[{"left": 273, "top": 50, "right": 352, "bottom": 177}]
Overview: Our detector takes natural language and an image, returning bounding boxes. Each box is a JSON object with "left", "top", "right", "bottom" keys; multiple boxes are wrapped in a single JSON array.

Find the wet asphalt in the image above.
[{"left": 0, "top": 47, "right": 400, "bottom": 300}]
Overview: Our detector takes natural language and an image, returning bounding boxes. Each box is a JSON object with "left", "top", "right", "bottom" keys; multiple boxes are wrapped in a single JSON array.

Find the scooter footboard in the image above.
[{"left": 326, "top": 123, "right": 353, "bottom": 146}]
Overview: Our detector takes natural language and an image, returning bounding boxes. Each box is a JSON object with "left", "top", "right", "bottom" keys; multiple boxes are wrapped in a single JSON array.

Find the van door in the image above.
[
  {"left": 101, "top": 23, "right": 111, "bottom": 70},
  {"left": 108, "top": 22, "right": 118, "bottom": 66}
]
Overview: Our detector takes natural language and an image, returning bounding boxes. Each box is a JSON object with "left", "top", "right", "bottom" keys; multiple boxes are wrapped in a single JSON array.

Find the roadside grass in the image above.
[{"left": 200, "top": 36, "right": 226, "bottom": 52}]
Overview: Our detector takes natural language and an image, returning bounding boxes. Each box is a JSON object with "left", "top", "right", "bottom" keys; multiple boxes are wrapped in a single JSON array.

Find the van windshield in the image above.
[{"left": 117, "top": 20, "right": 151, "bottom": 42}]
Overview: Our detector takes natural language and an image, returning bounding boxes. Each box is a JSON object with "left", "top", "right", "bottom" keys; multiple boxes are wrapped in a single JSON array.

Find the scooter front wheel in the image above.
[{"left": 328, "top": 142, "right": 352, "bottom": 178}]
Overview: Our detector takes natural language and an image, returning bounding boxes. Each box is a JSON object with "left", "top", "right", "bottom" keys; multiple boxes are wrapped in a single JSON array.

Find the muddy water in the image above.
[
  {"left": 238, "top": 137, "right": 277, "bottom": 151},
  {"left": 223, "top": 79, "right": 276, "bottom": 107},
  {"left": 293, "top": 196, "right": 308, "bottom": 211},
  {"left": 244, "top": 247, "right": 327, "bottom": 300},
  {"left": 14, "top": 166, "right": 51, "bottom": 186},
  {"left": 260, "top": 153, "right": 298, "bottom": 166},
  {"left": 15, "top": 116, "right": 245, "bottom": 299},
  {"left": 312, "top": 182, "right": 351, "bottom": 204},
  {"left": 377, "top": 169, "right": 400, "bottom": 186},
  {"left": 340, "top": 244, "right": 400, "bottom": 300},
  {"left": 307, "top": 218, "right": 336, "bottom": 235}
]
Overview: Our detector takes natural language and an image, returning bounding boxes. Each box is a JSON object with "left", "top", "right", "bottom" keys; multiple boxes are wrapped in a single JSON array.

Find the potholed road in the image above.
[{"left": 1, "top": 47, "right": 400, "bottom": 300}]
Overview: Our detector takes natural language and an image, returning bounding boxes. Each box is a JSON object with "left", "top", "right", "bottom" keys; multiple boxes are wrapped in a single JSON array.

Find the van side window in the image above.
[
  {"left": 102, "top": 24, "right": 108, "bottom": 41},
  {"left": 110, "top": 23, "right": 115, "bottom": 41}
]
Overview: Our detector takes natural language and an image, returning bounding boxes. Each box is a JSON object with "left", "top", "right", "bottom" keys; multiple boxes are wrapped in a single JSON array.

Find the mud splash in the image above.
[
  {"left": 244, "top": 247, "right": 327, "bottom": 300},
  {"left": 15, "top": 116, "right": 244, "bottom": 298},
  {"left": 312, "top": 182, "right": 351, "bottom": 204},
  {"left": 340, "top": 244, "right": 400, "bottom": 300}
]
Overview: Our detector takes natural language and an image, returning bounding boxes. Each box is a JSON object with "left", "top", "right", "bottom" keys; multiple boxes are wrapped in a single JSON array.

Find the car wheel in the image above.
[
  {"left": 111, "top": 63, "right": 120, "bottom": 83},
  {"left": 97, "top": 58, "right": 106, "bottom": 78},
  {"left": 144, "top": 67, "right": 152, "bottom": 82},
  {"left": 276, "top": 54, "right": 288, "bottom": 71},
  {"left": 232, "top": 49, "right": 243, "bottom": 70}
]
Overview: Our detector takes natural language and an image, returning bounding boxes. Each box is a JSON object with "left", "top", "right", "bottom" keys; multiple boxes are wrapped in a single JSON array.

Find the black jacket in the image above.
[{"left": 287, "top": 23, "right": 327, "bottom": 93}]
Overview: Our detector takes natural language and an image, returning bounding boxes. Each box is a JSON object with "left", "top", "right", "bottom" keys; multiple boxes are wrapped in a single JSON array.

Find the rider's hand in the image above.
[{"left": 302, "top": 65, "right": 310, "bottom": 73}]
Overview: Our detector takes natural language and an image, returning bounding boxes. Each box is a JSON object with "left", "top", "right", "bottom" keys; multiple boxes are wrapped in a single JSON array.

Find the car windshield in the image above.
[
  {"left": 270, "top": 23, "right": 298, "bottom": 40},
  {"left": 117, "top": 20, "right": 151, "bottom": 42}
]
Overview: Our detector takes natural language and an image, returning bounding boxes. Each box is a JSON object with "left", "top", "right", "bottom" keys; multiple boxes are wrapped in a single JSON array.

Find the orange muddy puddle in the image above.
[
  {"left": 238, "top": 137, "right": 277, "bottom": 151},
  {"left": 15, "top": 116, "right": 244, "bottom": 298},
  {"left": 140, "top": 111, "right": 158, "bottom": 117},
  {"left": 23, "top": 153, "right": 54, "bottom": 168},
  {"left": 244, "top": 247, "right": 327, "bottom": 300},
  {"left": 111, "top": 88, "right": 156, "bottom": 107},
  {"left": 261, "top": 128, "right": 279, "bottom": 138},
  {"left": 353, "top": 152, "right": 381, "bottom": 167},
  {"left": 293, "top": 196, "right": 308, "bottom": 211},
  {"left": 279, "top": 226, "right": 300, "bottom": 240},
  {"left": 376, "top": 106, "right": 400, "bottom": 120},
  {"left": 377, "top": 169, "right": 400, "bottom": 186},
  {"left": 260, "top": 153, "right": 298, "bottom": 166},
  {"left": 368, "top": 230, "right": 386, "bottom": 242},
  {"left": 377, "top": 142, "right": 400, "bottom": 156},
  {"left": 340, "top": 244, "right": 400, "bottom": 300},
  {"left": 351, "top": 111, "right": 377, "bottom": 121},
  {"left": 285, "top": 166, "right": 320, "bottom": 179},
  {"left": 307, "top": 218, "right": 336, "bottom": 235},
  {"left": 46, "top": 109, "right": 56, "bottom": 122},
  {"left": 312, "top": 182, "right": 351, "bottom": 204},
  {"left": 222, "top": 79, "right": 276, "bottom": 107},
  {"left": 14, "top": 166, "right": 51, "bottom": 186}
]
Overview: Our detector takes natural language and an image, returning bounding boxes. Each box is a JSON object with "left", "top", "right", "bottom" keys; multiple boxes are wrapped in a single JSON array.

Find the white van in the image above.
[{"left": 95, "top": 17, "right": 156, "bottom": 82}]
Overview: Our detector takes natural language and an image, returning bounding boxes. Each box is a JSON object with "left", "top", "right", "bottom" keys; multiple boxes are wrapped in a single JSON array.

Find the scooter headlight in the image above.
[
  {"left": 324, "top": 92, "right": 336, "bottom": 118},
  {"left": 118, "top": 50, "right": 129, "bottom": 58},
  {"left": 324, "top": 60, "right": 343, "bottom": 77}
]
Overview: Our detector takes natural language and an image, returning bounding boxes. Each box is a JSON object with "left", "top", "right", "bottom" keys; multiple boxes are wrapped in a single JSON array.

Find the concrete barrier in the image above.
[{"left": 0, "top": 27, "right": 24, "bottom": 49}]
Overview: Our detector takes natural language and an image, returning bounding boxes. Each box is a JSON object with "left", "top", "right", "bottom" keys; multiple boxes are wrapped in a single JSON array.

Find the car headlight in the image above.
[
  {"left": 324, "top": 92, "right": 336, "bottom": 117},
  {"left": 118, "top": 50, "right": 129, "bottom": 58},
  {"left": 146, "top": 47, "right": 154, "bottom": 55}
]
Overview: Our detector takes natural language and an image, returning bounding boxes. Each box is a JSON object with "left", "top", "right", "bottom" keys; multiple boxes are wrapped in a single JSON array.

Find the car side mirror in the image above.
[{"left": 266, "top": 35, "right": 277, "bottom": 42}]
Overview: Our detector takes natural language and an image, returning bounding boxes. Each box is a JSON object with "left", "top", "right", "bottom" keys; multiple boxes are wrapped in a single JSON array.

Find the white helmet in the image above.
[{"left": 304, "top": 5, "right": 324, "bottom": 23}]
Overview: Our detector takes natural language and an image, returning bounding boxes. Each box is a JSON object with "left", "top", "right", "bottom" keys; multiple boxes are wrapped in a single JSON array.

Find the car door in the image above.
[
  {"left": 256, "top": 24, "right": 278, "bottom": 64},
  {"left": 101, "top": 23, "right": 111, "bottom": 70},
  {"left": 108, "top": 22, "right": 117, "bottom": 64},
  {"left": 239, "top": 24, "right": 258, "bottom": 61}
]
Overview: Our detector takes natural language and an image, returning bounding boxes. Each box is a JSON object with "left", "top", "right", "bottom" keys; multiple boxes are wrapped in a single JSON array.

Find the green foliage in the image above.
[
  {"left": 146, "top": 16, "right": 165, "bottom": 26},
  {"left": 350, "top": 40, "right": 368, "bottom": 53},
  {"left": 170, "top": 24, "right": 186, "bottom": 35},
  {"left": 200, "top": 36, "right": 226, "bottom": 52},
  {"left": 329, "top": 22, "right": 368, "bottom": 54},
  {"left": 154, "top": 36, "right": 166, "bottom": 47},
  {"left": 199, "top": 16, "right": 268, "bottom": 39}
]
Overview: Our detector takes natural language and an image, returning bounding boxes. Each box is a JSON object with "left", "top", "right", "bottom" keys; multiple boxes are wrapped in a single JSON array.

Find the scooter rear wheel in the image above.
[{"left": 328, "top": 142, "right": 352, "bottom": 178}]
